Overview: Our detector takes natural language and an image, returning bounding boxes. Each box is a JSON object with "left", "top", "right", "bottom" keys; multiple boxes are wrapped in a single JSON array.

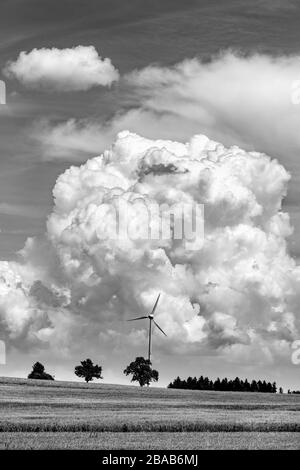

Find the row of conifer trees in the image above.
[{"left": 168, "top": 375, "right": 278, "bottom": 393}]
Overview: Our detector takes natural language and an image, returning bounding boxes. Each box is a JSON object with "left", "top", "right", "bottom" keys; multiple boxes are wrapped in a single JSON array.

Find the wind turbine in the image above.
[{"left": 127, "top": 293, "right": 167, "bottom": 362}]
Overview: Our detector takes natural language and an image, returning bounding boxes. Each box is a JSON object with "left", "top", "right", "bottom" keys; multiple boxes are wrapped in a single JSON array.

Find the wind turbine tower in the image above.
[{"left": 127, "top": 293, "right": 167, "bottom": 362}]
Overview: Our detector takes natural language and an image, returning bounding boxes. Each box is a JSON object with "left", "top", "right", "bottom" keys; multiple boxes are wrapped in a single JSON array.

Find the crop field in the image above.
[{"left": 0, "top": 376, "right": 299, "bottom": 449}]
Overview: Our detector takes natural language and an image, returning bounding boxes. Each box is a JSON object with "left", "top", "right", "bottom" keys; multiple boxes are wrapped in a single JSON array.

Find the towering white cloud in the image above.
[
  {"left": 0, "top": 131, "right": 299, "bottom": 366},
  {"left": 4, "top": 46, "right": 119, "bottom": 91},
  {"left": 32, "top": 51, "right": 300, "bottom": 261}
]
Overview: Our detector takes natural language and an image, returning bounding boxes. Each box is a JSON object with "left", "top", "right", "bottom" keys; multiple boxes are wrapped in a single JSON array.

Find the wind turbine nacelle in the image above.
[{"left": 148, "top": 314, "right": 154, "bottom": 319}]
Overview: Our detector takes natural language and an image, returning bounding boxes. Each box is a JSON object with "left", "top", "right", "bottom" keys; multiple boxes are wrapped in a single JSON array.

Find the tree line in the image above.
[
  {"left": 168, "top": 375, "right": 278, "bottom": 393},
  {"left": 27, "top": 360, "right": 286, "bottom": 392}
]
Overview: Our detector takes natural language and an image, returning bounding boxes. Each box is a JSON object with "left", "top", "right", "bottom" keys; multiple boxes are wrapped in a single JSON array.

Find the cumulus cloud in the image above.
[
  {"left": 33, "top": 52, "right": 300, "bottom": 162},
  {"left": 0, "top": 131, "right": 299, "bottom": 368},
  {"left": 32, "top": 51, "right": 300, "bottom": 259},
  {"left": 125, "top": 52, "right": 300, "bottom": 164},
  {"left": 4, "top": 46, "right": 119, "bottom": 91}
]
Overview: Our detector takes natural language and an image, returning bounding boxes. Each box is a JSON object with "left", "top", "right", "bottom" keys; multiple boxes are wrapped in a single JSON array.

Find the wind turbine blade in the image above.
[
  {"left": 153, "top": 320, "right": 167, "bottom": 336},
  {"left": 150, "top": 293, "right": 161, "bottom": 316},
  {"left": 127, "top": 316, "right": 148, "bottom": 322}
]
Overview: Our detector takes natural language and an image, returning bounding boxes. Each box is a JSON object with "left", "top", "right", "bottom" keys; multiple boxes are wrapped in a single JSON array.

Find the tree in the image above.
[
  {"left": 214, "top": 378, "right": 221, "bottom": 391},
  {"left": 244, "top": 379, "right": 250, "bottom": 392},
  {"left": 181, "top": 379, "right": 187, "bottom": 389},
  {"left": 232, "top": 377, "right": 241, "bottom": 391},
  {"left": 203, "top": 377, "right": 210, "bottom": 389},
  {"left": 28, "top": 362, "right": 54, "bottom": 380},
  {"left": 168, "top": 376, "right": 182, "bottom": 389},
  {"left": 74, "top": 358, "right": 103, "bottom": 383},
  {"left": 123, "top": 356, "right": 159, "bottom": 387},
  {"left": 221, "top": 378, "right": 229, "bottom": 391},
  {"left": 187, "top": 376, "right": 195, "bottom": 389},
  {"left": 251, "top": 380, "right": 258, "bottom": 392},
  {"left": 197, "top": 376, "right": 204, "bottom": 390}
]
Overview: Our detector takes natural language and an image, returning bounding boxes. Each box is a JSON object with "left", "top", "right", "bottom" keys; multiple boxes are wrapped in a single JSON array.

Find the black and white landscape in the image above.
[{"left": 0, "top": 0, "right": 299, "bottom": 451}]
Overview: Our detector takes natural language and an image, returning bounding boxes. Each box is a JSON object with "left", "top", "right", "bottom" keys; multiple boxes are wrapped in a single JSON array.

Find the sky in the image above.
[{"left": 0, "top": 0, "right": 300, "bottom": 389}]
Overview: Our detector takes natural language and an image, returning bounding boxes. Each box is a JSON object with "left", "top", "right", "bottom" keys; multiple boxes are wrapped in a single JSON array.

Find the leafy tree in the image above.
[
  {"left": 28, "top": 362, "right": 54, "bottom": 380},
  {"left": 74, "top": 358, "right": 103, "bottom": 383},
  {"left": 124, "top": 356, "right": 158, "bottom": 387}
]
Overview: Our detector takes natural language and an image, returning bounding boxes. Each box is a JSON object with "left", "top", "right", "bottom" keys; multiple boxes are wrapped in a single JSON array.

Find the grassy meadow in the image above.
[{"left": 0, "top": 376, "right": 299, "bottom": 449}]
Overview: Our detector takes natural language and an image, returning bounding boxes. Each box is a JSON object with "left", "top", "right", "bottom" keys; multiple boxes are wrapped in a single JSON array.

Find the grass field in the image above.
[{"left": 0, "top": 376, "right": 299, "bottom": 449}]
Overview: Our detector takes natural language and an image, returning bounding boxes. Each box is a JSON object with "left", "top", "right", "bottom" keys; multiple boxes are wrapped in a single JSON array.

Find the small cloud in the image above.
[{"left": 3, "top": 46, "right": 119, "bottom": 92}]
